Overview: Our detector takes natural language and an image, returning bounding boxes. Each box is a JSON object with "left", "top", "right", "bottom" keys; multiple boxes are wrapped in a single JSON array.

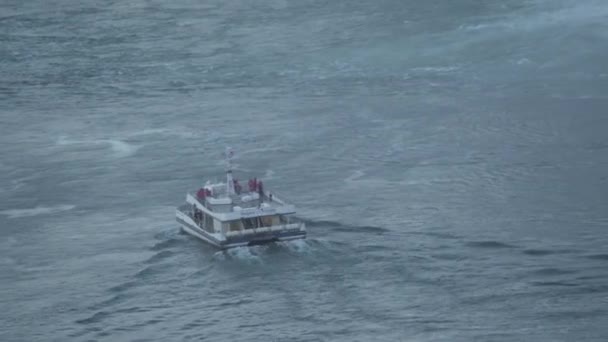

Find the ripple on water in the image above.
[
  {"left": 465, "top": 240, "right": 516, "bottom": 249},
  {"left": 301, "top": 218, "right": 390, "bottom": 234},
  {"left": 522, "top": 248, "right": 577, "bottom": 256},
  {"left": 149, "top": 238, "right": 183, "bottom": 251},
  {"left": 144, "top": 250, "right": 176, "bottom": 264},
  {"left": 522, "top": 249, "right": 558, "bottom": 256},
  {"left": 585, "top": 253, "right": 608, "bottom": 261},
  {"left": 75, "top": 311, "right": 110, "bottom": 325},
  {"left": 532, "top": 267, "right": 577, "bottom": 276},
  {"left": 531, "top": 281, "right": 579, "bottom": 287}
]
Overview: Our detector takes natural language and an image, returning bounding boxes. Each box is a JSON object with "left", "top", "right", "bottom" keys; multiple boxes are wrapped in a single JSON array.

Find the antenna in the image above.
[{"left": 225, "top": 147, "right": 234, "bottom": 196}]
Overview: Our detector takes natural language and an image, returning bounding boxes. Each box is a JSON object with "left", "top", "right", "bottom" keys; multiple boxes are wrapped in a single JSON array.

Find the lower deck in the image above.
[
  {"left": 177, "top": 203, "right": 301, "bottom": 234},
  {"left": 176, "top": 207, "right": 305, "bottom": 248}
]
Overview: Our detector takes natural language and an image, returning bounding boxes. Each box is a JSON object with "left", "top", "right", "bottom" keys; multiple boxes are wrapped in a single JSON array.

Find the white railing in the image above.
[
  {"left": 224, "top": 223, "right": 303, "bottom": 237},
  {"left": 239, "top": 206, "right": 276, "bottom": 218}
]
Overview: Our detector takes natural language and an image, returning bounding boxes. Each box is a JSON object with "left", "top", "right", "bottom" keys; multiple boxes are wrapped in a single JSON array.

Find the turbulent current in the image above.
[{"left": 1, "top": 0, "right": 608, "bottom": 341}]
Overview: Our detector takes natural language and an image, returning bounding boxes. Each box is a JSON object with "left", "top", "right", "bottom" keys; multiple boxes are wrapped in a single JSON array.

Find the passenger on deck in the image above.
[
  {"left": 233, "top": 179, "right": 242, "bottom": 194},
  {"left": 193, "top": 209, "right": 199, "bottom": 222},
  {"left": 196, "top": 188, "right": 206, "bottom": 200},
  {"left": 258, "top": 180, "right": 264, "bottom": 198}
]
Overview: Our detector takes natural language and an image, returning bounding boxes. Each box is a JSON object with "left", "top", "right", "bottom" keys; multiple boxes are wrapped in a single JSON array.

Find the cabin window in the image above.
[
  {"left": 229, "top": 220, "right": 242, "bottom": 231},
  {"left": 242, "top": 218, "right": 255, "bottom": 229},
  {"left": 279, "top": 215, "right": 292, "bottom": 225},
  {"left": 260, "top": 216, "right": 273, "bottom": 227}
]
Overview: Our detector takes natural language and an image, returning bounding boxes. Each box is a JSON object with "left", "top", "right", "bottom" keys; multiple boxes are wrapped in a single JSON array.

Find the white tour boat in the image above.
[{"left": 175, "top": 148, "right": 306, "bottom": 249}]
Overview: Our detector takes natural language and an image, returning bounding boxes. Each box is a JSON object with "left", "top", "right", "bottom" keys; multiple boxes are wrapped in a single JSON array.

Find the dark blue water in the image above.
[{"left": 2, "top": 0, "right": 608, "bottom": 341}]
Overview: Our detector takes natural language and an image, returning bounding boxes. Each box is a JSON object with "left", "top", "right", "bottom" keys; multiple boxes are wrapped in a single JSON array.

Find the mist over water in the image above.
[{"left": 2, "top": 0, "right": 608, "bottom": 341}]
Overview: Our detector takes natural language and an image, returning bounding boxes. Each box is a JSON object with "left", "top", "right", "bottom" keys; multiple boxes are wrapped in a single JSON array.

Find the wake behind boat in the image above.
[{"left": 175, "top": 148, "right": 306, "bottom": 249}]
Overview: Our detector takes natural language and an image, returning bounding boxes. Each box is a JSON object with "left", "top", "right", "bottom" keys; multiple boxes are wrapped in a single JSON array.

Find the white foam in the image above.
[
  {"left": 516, "top": 58, "right": 532, "bottom": 65},
  {"left": 212, "top": 251, "right": 226, "bottom": 261},
  {"left": 458, "top": 23, "right": 493, "bottom": 32},
  {"left": 411, "top": 66, "right": 460, "bottom": 73},
  {"left": 264, "top": 169, "right": 275, "bottom": 179},
  {"left": 10, "top": 176, "right": 33, "bottom": 191},
  {"left": 127, "top": 128, "right": 171, "bottom": 136},
  {"left": 225, "top": 246, "right": 262, "bottom": 263},
  {"left": 0, "top": 204, "right": 75, "bottom": 219},
  {"left": 314, "top": 238, "right": 337, "bottom": 251},
  {"left": 344, "top": 170, "right": 365, "bottom": 182},
  {"left": 213, "top": 246, "right": 269, "bottom": 262},
  {"left": 458, "top": 1, "right": 608, "bottom": 35},
  {"left": 104, "top": 139, "right": 139, "bottom": 158},
  {"left": 56, "top": 136, "right": 72, "bottom": 146},
  {"left": 57, "top": 137, "right": 139, "bottom": 158},
  {"left": 280, "top": 239, "right": 312, "bottom": 254},
  {"left": 127, "top": 128, "right": 197, "bottom": 139}
]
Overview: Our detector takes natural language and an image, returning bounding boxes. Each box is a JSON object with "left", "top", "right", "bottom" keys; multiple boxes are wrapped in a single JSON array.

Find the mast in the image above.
[{"left": 225, "top": 147, "right": 235, "bottom": 196}]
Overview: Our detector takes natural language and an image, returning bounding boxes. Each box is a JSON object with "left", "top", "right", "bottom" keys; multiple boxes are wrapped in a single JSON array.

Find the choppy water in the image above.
[{"left": 2, "top": 0, "right": 608, "bottom": 341}]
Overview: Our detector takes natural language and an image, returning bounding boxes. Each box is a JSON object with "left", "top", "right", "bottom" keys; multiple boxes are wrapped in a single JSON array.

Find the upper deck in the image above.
[
  {"left": 184, "top": 148, "right": 296, "bottom": 222},
  {"left": 185, "top": 181, "right": 296, "bottom": 222}
]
